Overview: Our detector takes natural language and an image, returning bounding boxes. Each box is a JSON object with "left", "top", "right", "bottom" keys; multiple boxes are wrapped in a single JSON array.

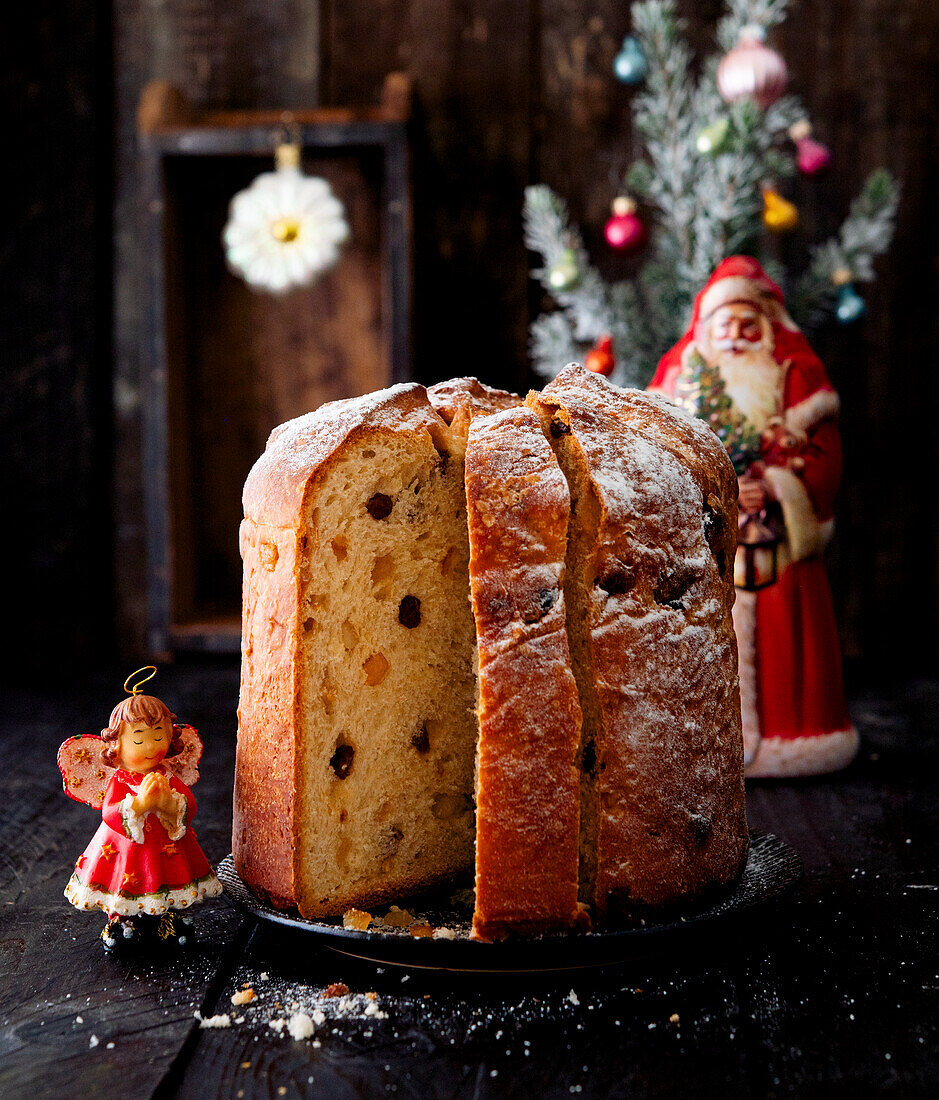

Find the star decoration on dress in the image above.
[
  {"left": 122, "top": 871, "right": 138, "bottom": 890},
  {"left": 162, "top": 843, "right": 178, "bottom": 858},
  {"left": 74, "top": 747, "right": 92, "bottom": 763},
  {"left": 99, "top": 842, "right": 116, "bottom": 862},
  {"left": 70, "top": 776, "right": 82, "bottom": 788},
  {"left": 145, "top": 817, "right": 155, "bottom": 834}
]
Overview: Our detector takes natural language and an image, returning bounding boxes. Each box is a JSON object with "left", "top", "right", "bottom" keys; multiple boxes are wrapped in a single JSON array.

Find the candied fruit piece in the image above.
[
  {"left": 363, "top": 652, "right": 390, "bottom": 686},
  {"left": 342, "top": 909, "right": 373, "bottom": 932},
  {"left": 382, "top": 906, "right": 413, "bottom": 927},
  {"left": 409, "top": 924, "right": 434, "bottom": 938},
  {"left": 324, "top": 982, "right": 349, "bottom": 998}
]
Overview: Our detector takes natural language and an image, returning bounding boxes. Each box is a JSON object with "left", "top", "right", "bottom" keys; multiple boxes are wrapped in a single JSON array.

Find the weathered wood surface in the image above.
[{"left": 0, "top": 667, "right": 937, "bottom": 1097}]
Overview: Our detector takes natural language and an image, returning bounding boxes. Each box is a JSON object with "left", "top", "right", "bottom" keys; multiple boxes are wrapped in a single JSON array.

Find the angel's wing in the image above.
[
  {"left": 162, "top": 724, "right": 204, "bottom": 787},
  {"left": 57, "top": 735, "right": 114, "bottom": 809}
]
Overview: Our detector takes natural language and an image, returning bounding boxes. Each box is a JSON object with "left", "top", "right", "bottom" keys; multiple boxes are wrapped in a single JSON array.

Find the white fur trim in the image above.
[
  {"left": 764, "top": 465, "right": 828, "bottom": 562},
  {"left": 732, "top": 589, "right": 761, "bottom": 766},
  {"left": 159, "top": 790, "right": 188, "bottom": 842},
  {"left": 697, "top": 278, "right": 799, "bottom": 331},
  {"left": 746, "top": 728, "right": 859, "bottom": 778},
  {"left": 120, "top": 794, "right": 146, "bottom": 844},
  {"left": 65, "top": 871, "right": 222, "bottom": 916},
  {"left": 784, "top": 389, "right": 839, "bottom": 434}
]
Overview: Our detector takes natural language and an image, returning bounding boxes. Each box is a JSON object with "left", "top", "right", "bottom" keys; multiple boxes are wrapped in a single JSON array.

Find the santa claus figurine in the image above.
[{"left": 649, "top": 256, "right": 858, "bottom": 777}]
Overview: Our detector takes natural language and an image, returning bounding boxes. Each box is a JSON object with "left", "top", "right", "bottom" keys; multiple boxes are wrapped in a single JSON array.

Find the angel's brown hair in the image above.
[{"left": 101, "top": 693, "right": 182, "bottom": 767}]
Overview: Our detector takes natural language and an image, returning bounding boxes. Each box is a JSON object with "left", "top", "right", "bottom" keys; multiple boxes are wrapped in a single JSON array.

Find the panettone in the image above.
[{"left": 234, "top": 367, "right": 748, "bottom": 936}]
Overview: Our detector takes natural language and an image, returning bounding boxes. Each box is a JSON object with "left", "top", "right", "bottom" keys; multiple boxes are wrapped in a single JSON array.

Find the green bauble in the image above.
[{"left": 547, "top": 250, "right": 581, "bottom": 292}]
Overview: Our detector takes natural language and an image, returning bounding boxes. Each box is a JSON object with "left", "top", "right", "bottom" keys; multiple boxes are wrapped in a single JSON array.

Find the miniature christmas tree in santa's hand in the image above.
[{"left": 524, "top": 0, "right": 899, "bottom": 387}]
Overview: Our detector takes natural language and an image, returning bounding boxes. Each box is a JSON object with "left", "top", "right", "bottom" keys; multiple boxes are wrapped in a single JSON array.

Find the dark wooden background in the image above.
[{"left": 3, "top": 0, "right": 938, "bottom": 685}]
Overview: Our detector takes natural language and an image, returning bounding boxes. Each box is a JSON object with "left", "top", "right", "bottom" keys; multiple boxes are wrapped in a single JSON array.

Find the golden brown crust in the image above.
[
  {"left": 235, "top": 383, "right": 454, "bottom": 910},
  {"left": 465, "top": 407, "right": 585, "bottom": 940},
  {"left": 529, "top": 364, "right": 748, "bottom": 915},
  {"left": 427, "top": 377, "right": 522, "bottom": 440}
]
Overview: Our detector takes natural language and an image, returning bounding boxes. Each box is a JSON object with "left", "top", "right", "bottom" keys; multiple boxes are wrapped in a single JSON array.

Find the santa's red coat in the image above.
[{"left": 650, "top": 266, "right": 857, "bottom": 776}]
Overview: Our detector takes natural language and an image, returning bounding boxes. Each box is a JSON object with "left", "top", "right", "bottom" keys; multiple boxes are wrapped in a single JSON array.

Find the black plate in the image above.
[{"left": 218, "top": 832, "right": 802, "bottom": 972}]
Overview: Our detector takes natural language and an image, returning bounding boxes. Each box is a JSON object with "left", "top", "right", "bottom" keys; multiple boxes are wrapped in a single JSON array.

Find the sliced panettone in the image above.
[
  {"left": 528, "top": 364, "right": 748, "bottom": 917},
  {"left": 465, "top": 406, "right": 586, "bottom": 940},
  {"left": 236, "top": 383, "right": 479, "bottom": 917}
]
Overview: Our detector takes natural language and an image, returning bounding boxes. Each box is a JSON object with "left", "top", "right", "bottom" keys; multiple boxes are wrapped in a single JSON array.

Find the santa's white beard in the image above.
[{"left": 709, "top": 346, "right": 783, "bottom": 430}]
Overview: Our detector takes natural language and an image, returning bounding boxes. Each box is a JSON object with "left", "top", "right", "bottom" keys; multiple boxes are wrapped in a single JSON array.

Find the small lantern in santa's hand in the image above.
[{"left": 735, "top": 506, "right": 783, "bottom": 591}]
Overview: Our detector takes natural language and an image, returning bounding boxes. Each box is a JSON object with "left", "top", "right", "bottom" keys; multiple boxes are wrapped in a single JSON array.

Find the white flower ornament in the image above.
[{"left": 223, "top": 143, "right": 349, "bottom": 295}]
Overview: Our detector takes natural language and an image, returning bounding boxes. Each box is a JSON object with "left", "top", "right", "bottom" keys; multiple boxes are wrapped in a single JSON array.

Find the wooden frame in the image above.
[{"left": 138, "top": 75, "right": 412, "bottom": 656}]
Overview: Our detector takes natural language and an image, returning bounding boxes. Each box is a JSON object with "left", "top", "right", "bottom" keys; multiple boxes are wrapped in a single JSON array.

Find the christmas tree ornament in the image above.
[
  {"left": 585, "top": 335, "right": 616, "bottom": 376},
  {"left": 547, "top": 249, "right": 581, "bottom": 292},
  {"left": 696, "top": 117, "right": 731, "bottom": 156},
  {"left": 523, "top": 2, "right": 899, "bottom": 384},
  {"left": 604, "top": 197, "right": 647, "bottom": 253},
  {"left": 223, "top": 139, "right": 349, "bottom": 295},
  {"left": 789, "top": 120, "right": 831, "bottom": 175},
  {"left": 717, "top": 24, "right": 788, "bottom": 109},
  {"left": 762, "top": 187, "right": 799, "bottom": 232},
  {"left": 613, "top": 35, "right": 648, "bottom": 85},
  {"left": 832, "top": 267, "right": 866, "bottom": 324},
  {"left": 58, "top": 667, "right": 222, "bottom": 952}
]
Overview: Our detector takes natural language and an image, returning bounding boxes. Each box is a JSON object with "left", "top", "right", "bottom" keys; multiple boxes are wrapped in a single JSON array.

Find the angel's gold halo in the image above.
[{"left": 123, "top": 665, "right": 157, "bottom": 696}]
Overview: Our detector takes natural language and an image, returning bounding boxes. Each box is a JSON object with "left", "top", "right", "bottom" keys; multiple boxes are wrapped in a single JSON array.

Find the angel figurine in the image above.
[{"left": 58, "top": 667, "right": 222, "bottom": 951}]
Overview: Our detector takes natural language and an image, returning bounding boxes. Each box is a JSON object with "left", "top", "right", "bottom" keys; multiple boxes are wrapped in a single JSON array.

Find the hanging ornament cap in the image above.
[
  {"left": 831, "top": 266, "right": 853, "bottom": 287},
  {"left": 717, "top": 26, "right": 788, "bottom": 108},
  {"left": 612, "top": 196, "right": 637, "bottom": 217},
  {"left": 613, "top": 35, "right": 648, "bottom": 85},
  {"left": 274, "top": 141, "right": 301, "bottom": 171}
]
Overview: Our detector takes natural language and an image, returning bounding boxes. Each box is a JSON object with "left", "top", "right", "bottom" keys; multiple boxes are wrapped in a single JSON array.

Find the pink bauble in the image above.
[
  {"left": 796, "top": 135, "right": 831, "bottom": 175},
  {"left": 604, "top": 209, "right": 646, "bottom": 253},
  {"left": 717, "top": 28, "right": 788, "bottom": 109}
]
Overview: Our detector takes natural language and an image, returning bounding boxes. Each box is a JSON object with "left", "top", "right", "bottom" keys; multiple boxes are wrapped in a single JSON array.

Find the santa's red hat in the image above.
[{"left": 690, "top": 256, "right": 798, "bottom": 332}]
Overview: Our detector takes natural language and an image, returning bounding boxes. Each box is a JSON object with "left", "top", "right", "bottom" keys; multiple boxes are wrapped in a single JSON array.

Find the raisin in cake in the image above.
[
  {"left": 465, "top": 406, "right": 586, "bottom": 940},
  {"left": 234, "top": 379, "right": 519, "bottom": 917},
  {"left": 527, "top": 364, "right": 748, "bottom": 916}
]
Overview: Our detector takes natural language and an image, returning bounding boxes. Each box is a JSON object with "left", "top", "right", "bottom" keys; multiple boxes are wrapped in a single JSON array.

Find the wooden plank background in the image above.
[{"left": 3, "top": 0, "right": 937, "bottom": 683}]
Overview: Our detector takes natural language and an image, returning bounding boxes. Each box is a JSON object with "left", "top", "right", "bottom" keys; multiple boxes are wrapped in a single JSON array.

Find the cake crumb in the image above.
[
  {"left": 343, "top": 908, "right": 373, "bottom": 931},
  {"left": 268, "top": 1018, "right": 286, "bottom": 1034},
  {"left": 366, "top": 991, "right": 378, "bottom": 1000},
  {"left": 669, "top": 1013, "right": 680, "bottom": 1024},
  {"left": 382, "top": 905, "right": 414, "bottom": 927},
  {"left": 432, "top": 926, "right": 456, "bottom": 940},
  {"left": 195, "top": 1011, "right": 232, "bottom": 1029},
  {"left": 231, "top": 989, "right": 255, "bottom": 1006},
  {"left": 324, "top": 982, "right": 349, "bottom": 998},
  {"left": 364, "top": 1001, "right": 387, "bottom": 1019},
  {"left": 409, "top": 923, "right": 434, "bottom": 938},
  {"left": 287, "top": 1013, "right": 315, "bottom": 1040},
  {"left": 312, "top": 1009, "right": 327, "bottom": 1026},
  {"left": 568, "top": 990, "right": 580, "bottom": 1006},
  {"left": 259, "top": 972, "right": 269, "bottom": 981},
  {"left": 240, "top": 1062, "right": 251, "bottom": 1069},
  {"left": 89, "top": 1034, "right": 99, "bottom": 1048}
]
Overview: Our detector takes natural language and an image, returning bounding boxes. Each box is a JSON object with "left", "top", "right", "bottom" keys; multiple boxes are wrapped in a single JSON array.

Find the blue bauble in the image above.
[
  {"left": 613, "top": 36, "right": 648, "bottom": 85},
  {"left": 836, "top": 282, "right": 866, "bottom": 324}
]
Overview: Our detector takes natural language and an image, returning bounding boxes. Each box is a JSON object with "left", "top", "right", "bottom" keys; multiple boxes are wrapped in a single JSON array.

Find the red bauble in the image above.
[
  {"left": 604, "top": 197, "right": 646, "bottom": 253},
  {"left": 585, "top": 335, "right": 615, "bottom": 376},
  {"left": 717, "top": 26, "right": 788, "bottom": 109}
]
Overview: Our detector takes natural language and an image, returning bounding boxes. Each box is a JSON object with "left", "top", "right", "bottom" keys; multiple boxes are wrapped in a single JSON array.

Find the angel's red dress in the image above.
[{"left": 64, "top": 768, "right": 221, "bottom": 917}]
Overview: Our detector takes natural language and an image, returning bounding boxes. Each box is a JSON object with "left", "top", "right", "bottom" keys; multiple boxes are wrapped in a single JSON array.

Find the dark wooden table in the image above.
[{"left": 1, "top": 665, "right": 936, "bottom": 1098}]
